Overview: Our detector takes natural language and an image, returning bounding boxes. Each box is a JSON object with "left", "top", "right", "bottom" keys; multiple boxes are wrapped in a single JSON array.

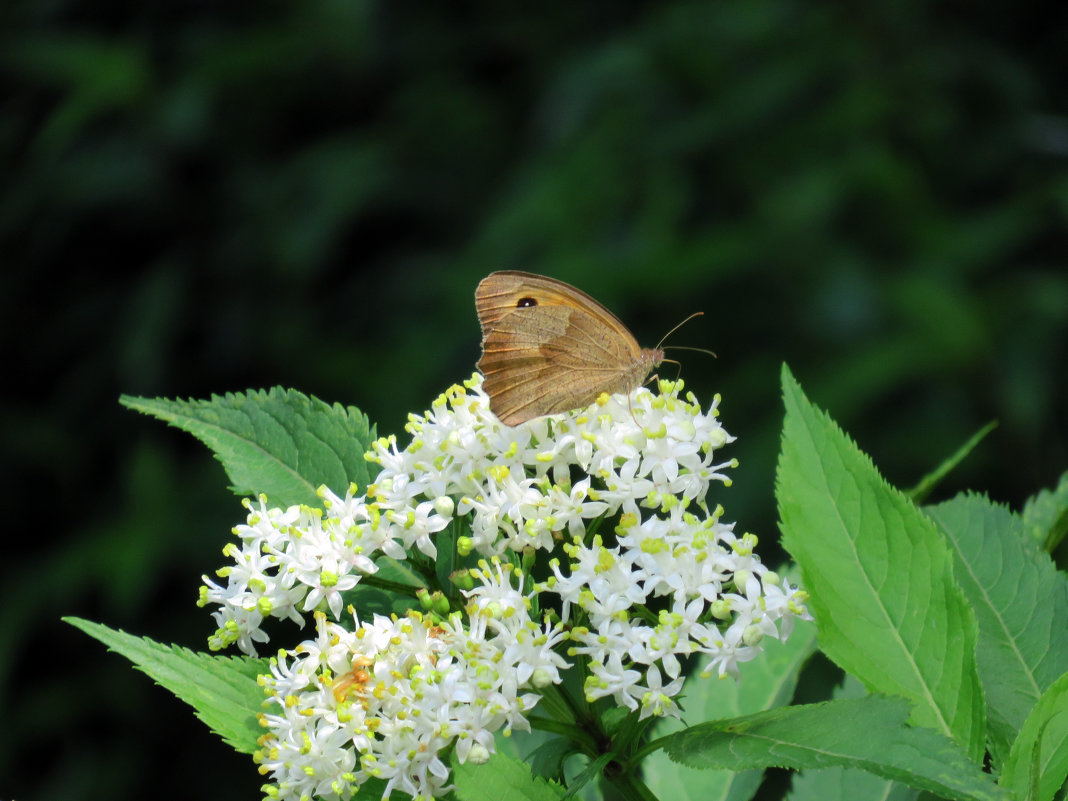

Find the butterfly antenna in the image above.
[
  {"left": 656, "top": 311, "right": 705, "bottom": 350},
  {"left": 663, "top": 345, "right": 717, "bottom": 358}
]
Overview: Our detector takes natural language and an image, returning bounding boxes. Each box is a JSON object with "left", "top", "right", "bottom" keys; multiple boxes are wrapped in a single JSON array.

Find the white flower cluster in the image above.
[
  {"left": 369, "top": 376, "right": 735, "bottom": 558},
  {"left": 202, "top": 373, "right": 809, "bottom": 800},
  {"left": 552, "top": 510, "right": 804, "bottom": 717},
  {"left": 199, "top": 491, "right": 388, "bottom": 654},
  {"left": 258, "top": 560, "right": 566, "bottom": 801}
]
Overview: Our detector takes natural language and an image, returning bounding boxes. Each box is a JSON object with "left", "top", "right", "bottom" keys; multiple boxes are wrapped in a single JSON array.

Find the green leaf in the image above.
[
  {"left": 787, "top": 767, "right": 919, "bottom": 801},
  {"left": 562, "top": 752, "right": 614, "bottom": 800},
  {"left": 1000, "top": 669, "right": 1068, "bottom": 801},
  {"left": 661, "top": 696, "right": 1009, "bottom": 801},
  {"left": 775, "top": 364, "right": 985, "bottom": 759},
  {"left": 906, "top": 421, "right": 997, "bottom": 504},
  {"left": 527, "top": 737, "right": 577, "bottom": 783},
  {"left": 643, "top": 617, "right": 818, "bottom": 801},
  {"left": 120, "top": 387, "right": 376, "bottom": 508},
  {"left": 66, "top": 616, "right": 267, "bottom": 754},
  {"left": 787, "top": 676, "right": 919, "bottom": 801},
  {"left": 1022, "top": 471, "right": 1068, "bottom": 552},
  {"left": 453, "top": 751, "right": 565, "bottom": 801},
  {"left": 927, "top": 494, "right": 1068, "bottom": 767}
]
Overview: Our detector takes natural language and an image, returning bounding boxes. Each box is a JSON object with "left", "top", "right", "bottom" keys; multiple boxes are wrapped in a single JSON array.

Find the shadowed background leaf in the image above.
[{"left": 2, "top": 1, "right": 1065, "bottom": 799}]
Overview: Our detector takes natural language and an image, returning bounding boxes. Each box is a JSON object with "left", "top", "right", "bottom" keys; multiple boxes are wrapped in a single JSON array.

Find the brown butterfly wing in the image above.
[
  {"left": 475, "top": 271, "right": 633, "bottom": 336},
  {"left": 476, "top": 272, "right": 660, "bottom": 425}
]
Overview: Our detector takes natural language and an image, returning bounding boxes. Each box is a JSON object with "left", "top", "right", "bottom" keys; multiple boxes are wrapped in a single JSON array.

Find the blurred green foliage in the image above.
[{"left": 1, "top": 2, "right": 1065, "bottom": 800}]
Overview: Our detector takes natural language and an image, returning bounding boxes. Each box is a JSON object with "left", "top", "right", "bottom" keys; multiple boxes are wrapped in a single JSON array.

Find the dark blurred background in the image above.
[{"left": 2, "top": 1, "right": 1066, "bottom": 799}]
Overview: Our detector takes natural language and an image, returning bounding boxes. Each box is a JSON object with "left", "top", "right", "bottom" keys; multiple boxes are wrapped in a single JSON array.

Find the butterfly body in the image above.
[{"left": 476, "top": 271, "right": 663, "bottom": 426}]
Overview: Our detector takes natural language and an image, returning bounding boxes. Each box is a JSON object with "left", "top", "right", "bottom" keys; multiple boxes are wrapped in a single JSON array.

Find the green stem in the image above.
[
  {"left": 602, "top": 767, "right": 659, "bottom": 801},
  {"left": 358, "top": 574, "right": 427, "bottom": 597},
  {"left": 629, "top": 733, "right": 670, "bottom": 764},
  {"left": 536, "top": 683, "right": 577, "bottom": 727}
]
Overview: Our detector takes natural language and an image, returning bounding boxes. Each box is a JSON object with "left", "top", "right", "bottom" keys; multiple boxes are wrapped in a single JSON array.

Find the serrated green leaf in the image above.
[
  {"left": 907, "top": 421, "right": 997, "bottom": 504},
  {"left": 1000, "top": 669, "right": 1068, "bottom": 801},
  {"left": 927, "top": 495, "right": 1068, "bottom": 767},
  {"left": 660, "top": 697, "right": 1009, "bottom": 801},
  {"left": 66, "top": 616, "right": 268, "bottom": 754},
  {"left": 788, "top": 676, "right": 919, "bottom": 801},
  {"left": 453, "top": 751, "right": 565, "bottom": 801},
  {"left": 775, "top": 365, "right": 985, "bottom": 760},
  {"left": 120, "top": 387, "right": 376, "bottom": 508},
  {"left": 643, "top": 617, "right": 818, "bottom": 801},
  {"left": 1022, "top": 471, "right": 1068, "bottom": 552}
]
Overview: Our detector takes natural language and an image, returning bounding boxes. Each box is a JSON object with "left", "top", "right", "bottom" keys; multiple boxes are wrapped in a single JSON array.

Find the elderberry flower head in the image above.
[{"left": 203, "top": 373, "right": 809, "bottom": 800}]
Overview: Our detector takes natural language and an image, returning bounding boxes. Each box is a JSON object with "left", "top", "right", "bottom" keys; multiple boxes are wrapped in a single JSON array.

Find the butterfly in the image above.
[{"left": 475, "top": 271, "right": 667, "bottom": 426}]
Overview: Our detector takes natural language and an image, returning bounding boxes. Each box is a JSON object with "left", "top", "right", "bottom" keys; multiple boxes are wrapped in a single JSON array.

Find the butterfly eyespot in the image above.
[{"left": 516, "top": 297, "right": 538, "bottom": 308}]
